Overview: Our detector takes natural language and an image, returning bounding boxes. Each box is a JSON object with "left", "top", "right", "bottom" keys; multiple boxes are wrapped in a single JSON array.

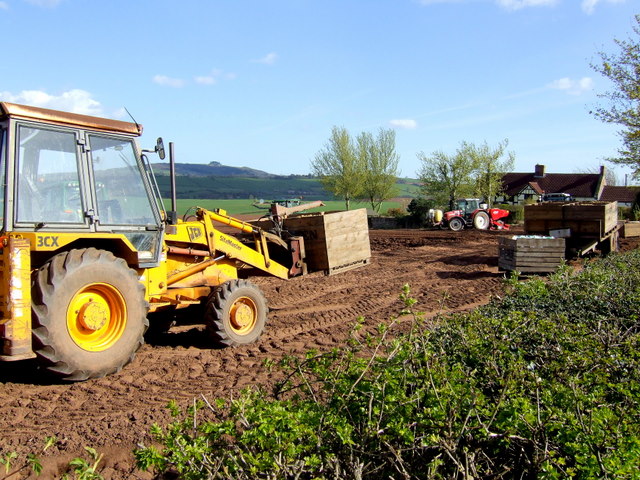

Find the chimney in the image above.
[
  {"left": 595, "top": 165, "right": 606, "bottom": 199},
  {"left": 534, "top": 164, "right": 546, "bottom": 178}
]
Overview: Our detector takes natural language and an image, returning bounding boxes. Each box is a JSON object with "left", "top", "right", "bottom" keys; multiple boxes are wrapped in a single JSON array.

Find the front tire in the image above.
[
  {"left": 448, "top": 217, "right": 465, "bottom": 231},
  {"left": 32, "top": 248, "right": 148, "bottom": 381},
  {"left": 205, "top": 280, "right": 267, "bottom": 346}
]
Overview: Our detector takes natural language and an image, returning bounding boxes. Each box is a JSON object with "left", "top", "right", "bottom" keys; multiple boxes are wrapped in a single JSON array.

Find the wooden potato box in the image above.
[
  {"left": 622, "top": 221, "right": 640, "bottom": 238},
  {"left": 498, "top": 236, "right": 566, "bottom": 273},
  {"left": 281, "top": 208, "right": 371, "bottom": 275},
  {"left": 524, "top": 201, "right": 618, "bottom": 238}
]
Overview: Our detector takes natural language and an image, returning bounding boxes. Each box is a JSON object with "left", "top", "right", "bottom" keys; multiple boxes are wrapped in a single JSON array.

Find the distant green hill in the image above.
[
  {"left": 154, "top": 175, "right": 329, "bottom": 200},
  {"left": 150, "top": 163, "right": 420, "bottom": 200},
  {"left": 151, "top": 161, "right": 273, "bottom": 178}
]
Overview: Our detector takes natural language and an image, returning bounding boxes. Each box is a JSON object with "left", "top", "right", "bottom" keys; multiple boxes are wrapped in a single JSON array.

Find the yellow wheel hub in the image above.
[
  {"left": 229, "top": 297, "right": 257, "bottom": 335},
  {"left": 67, "top": 283, "right": 127, "bottom": 352}
]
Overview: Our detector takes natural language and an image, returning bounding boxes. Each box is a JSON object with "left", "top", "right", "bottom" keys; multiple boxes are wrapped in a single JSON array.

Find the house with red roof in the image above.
[
  {"left": 498, "top": 164, "right": 606, "bottom": 204},
  {"left": 599, "top": 185, "right": 640, "bottom": 207},
  {"left": 498, "top": 164, "right": 640, "bottom": 207}
]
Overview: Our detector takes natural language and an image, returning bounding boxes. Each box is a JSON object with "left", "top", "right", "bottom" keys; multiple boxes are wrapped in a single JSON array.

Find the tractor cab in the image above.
[
  {"left": 0, "top": 102, "right": 164, "bottom": 268},
  {"left": 453, "top": 198, "right": 487, "bottom": 215},
  {"left": 454, "top": 198, "right": 477, "bottom": 214}
]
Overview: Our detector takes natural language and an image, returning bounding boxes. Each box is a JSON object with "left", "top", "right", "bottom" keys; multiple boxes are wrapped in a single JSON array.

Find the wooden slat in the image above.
[
  {"left": 499, "top": 252, "right": 564, "bottom": 259},
  {"left": 500, "top": 260, "right": 562, "bottom": 268},
  {"left": 524, "top": 203, "right": 565, "bottom": 220}
]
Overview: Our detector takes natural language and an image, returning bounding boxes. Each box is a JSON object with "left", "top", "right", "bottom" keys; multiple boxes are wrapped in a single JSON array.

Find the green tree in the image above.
[
  {"left": 358, "top": 128, "right": 400, "bottom": 213},
  {"left": 406, "top": 197, "right": 436, "bottom": 226},
  {"left": 417, "top": 142, "right": 478, "bottom": 209},
  {"left": 590, "top": 14, "right": 640, "bottom": 176},
  {"left": 470, "top": 139, "right": 515, "bottom": 206},
  {"left": 311, "top": 126, "right": 365, "bottom": 210}
]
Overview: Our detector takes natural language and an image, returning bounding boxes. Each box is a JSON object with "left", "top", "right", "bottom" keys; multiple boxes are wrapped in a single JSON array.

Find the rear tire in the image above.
[
  {"left": 448, "top": 217, "right": 465, "bottom": 231},
  {"left": 32, "top": 248, "right": 148, "bottom": 381},
  {"left": 473, "top": 211, "right": 490, "bottom": 230},
  {"left": 205, "top": 280, "right": 267, "bottom": 346}
]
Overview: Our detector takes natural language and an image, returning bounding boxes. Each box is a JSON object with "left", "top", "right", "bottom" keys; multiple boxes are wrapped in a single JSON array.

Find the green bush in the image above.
[{"left": 136, "top": 251, "right": 640, "bottom": 479}]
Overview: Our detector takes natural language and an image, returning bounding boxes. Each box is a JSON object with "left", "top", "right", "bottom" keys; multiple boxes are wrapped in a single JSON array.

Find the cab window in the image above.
[
  {"left": 88, "top": 135, "right": 156, "bottom": 226},
  {"left": 15, "top": 126, "right": 84, "bottom": 224}
]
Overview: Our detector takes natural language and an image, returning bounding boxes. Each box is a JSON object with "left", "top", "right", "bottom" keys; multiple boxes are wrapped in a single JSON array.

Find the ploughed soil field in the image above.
[{"left": 1, "top": 227, "right": 638, "bottom": 479}]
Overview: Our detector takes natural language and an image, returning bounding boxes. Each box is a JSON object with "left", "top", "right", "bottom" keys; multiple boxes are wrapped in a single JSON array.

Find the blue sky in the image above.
[{"left": 1, "top": 0, "right": 638, "bottom": 184}]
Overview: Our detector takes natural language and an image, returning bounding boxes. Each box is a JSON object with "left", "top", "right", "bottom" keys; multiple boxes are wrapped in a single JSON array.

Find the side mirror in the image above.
[{"left": 155, "top": 137, "right": 166, "bottom": 160}]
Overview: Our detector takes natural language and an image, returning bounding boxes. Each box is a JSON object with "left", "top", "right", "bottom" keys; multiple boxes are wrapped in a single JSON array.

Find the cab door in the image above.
[
  {"left": 12, "top": 123, "right": 91, "bottom": 230},
  {"left": 85, "top": 133, "right": 163, "bottom": 267}
]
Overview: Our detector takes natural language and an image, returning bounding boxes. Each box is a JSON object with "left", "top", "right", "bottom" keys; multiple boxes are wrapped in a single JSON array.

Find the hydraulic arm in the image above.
[{"left": 197, "top": 208, "right": 292, "bottom": 280}]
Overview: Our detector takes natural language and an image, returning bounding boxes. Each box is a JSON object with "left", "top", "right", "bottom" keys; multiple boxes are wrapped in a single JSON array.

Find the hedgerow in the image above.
[{"left": 135, "top": 250, "right": 640, "bottom": 479}]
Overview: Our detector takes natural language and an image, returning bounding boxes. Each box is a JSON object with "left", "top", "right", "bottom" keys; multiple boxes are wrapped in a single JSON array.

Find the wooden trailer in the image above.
[
  {"left": 500, "top": 201, "right": 620, "bottom": 274},
  {"left": 523, "top": 201, "right": 620, "bottom": 257}
]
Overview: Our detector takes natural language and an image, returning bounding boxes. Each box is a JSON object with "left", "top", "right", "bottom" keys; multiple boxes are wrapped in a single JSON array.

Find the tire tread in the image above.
[{"left": 32, "top": 248, "right": 148, "bottom": 381}]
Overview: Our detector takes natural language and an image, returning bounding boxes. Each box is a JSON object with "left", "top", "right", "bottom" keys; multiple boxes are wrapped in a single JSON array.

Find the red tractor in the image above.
[{"left": 434, "top": 198, "right": 510, "bottom": 231}]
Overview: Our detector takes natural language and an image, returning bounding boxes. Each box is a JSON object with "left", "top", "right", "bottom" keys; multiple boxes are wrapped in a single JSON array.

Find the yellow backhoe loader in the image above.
[{"left": 0, "top": 102, "right": 344, "bottom": 380}]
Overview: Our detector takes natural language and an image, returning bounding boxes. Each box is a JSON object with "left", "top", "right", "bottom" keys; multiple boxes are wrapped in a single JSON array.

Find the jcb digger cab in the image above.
[{"left": 0, "top": 102, "right": 164, "bottom": 268}]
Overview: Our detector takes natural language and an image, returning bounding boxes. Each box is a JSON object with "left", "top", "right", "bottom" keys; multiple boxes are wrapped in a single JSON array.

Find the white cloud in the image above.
[
  {"left": 253, "top": 52, "right": 278, "bottom": 65},
  {"left": 194, "top": 69, "right": 236, "bottom": 85},
  {"left": 581, "top": 0, "right": 626, "bottom": 15},
  {"left": 23, "top": 0, "right": 63, "bottom": 7},
  {"left": 496, "top": 0, "right": 558, "bottom": 10},
  {"left": 0, "top": 89, "right": 102, "bottom": 115},
  {"left": 195, "top": 75, "right": 217, "bottom": 86},
  {"left": 152, "top": 75, "right": 185, "bottom": 88},
  {"left": 548, "top": 77, "right": 594, "bottom": 95},
  {"left": 0, "top": 2, "right": 9, "bottom": 10},
  {"left": 390, "top": 119, "right": 418, "bottom": 129}
]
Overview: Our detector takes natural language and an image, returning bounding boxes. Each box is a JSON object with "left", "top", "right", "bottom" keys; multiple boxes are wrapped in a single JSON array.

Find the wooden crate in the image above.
[
  {"left": 524, "top": 201, "right": 618, "bottom": 238},
  {"left": 280, "top": 208, "right": 371, "bottom": 275},
  {"left": 498, "top": 236, "right": 565, "bottom": 273},
  {"left": 622, "top": 221, "right": 640, "bottom": 238}
]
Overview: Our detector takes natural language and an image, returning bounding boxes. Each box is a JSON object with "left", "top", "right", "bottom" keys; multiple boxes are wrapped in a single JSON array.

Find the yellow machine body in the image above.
[{"left": 0, "top": 102, "right": 306, "bottom": 372}]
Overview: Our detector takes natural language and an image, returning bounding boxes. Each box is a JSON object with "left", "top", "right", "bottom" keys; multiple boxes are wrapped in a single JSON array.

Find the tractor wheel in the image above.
[
  {"left": 205, "top": 279, "right": 267, "bottom": 347},
  {"left": 448, "top": 217, "right": 465, "bottom": 231},
  {"left": 473, "top": 211, "right": 490, "bottom": 230},
  {"left": 32, "top": 248, "right": 148, "bottom": 381}
]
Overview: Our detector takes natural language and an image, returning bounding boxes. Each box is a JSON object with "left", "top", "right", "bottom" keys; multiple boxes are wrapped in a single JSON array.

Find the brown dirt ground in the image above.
[{"left": 1, "top": 227, "right": 638, "bottom": 479}]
